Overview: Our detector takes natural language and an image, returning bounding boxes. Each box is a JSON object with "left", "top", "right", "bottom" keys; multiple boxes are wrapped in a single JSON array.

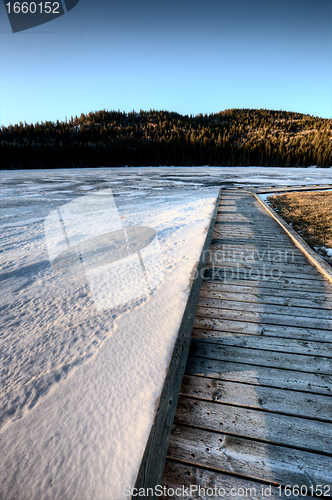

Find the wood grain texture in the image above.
[
  {"left": 162, "top": 460, "right": 313, "bottom": 500},
  {"left": 206, "top": 266, "right": 323, "bottom": 283},
  {"left": 202, "top": 276, "right": 331, "bottom": 292},
  {"left": 174, "top": 396, "right": 332, "bottom": 454},
  {"left": 203, "top": 268, "right": 329, "bottom": 288},
  {"left": 166, "top": 425, "right": 332, "bottom": 486},
  {"left": 191, "top": 330, "right": 332, "bottom": 355},
  {"left": 189, "top": 340, "right": 332, "bottom": 374},
  {"left": 199, "top": 286, "right": 332, "bottom": 310},
  {"left": 195, "top": 305, "right": 332, "bottom": 330},
  {"left": 197, "top": 296, "right": 332, "bottom": 320},
  {"left": 193, "top": 316, "right": 332, "bottom": 342},
  {"left": 185, "top": 356, "right": 332, "bottom": 395},
  {"left": 161, "top": 189, "right": 332, "bottom": 498},
  {"left": 179, "top": 374, "right": 332, "bottom": 421}
]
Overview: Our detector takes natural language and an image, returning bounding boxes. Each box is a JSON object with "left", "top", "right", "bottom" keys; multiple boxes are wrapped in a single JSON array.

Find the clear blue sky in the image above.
[{"left": 1, "top": 0, "right": 331, "bottom": 127}]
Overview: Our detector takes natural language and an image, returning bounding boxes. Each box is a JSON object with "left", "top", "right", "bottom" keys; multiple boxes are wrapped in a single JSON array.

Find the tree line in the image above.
[{"left": 1, "top": 108, "right": 332, "bottom": 169}]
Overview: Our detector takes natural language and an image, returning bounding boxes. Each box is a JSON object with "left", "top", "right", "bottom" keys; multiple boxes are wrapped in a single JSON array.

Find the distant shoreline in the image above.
[{"left": 2, "top": 165, "right": 331, "bottom": 171}]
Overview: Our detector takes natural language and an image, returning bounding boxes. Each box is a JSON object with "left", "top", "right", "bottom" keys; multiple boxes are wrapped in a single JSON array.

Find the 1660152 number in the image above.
[
  {"left": 278, "top": 485, "right": 331, "bottom": 497},
  {"left": 5, "top": 2, "right": 60, "bottom": 14}
]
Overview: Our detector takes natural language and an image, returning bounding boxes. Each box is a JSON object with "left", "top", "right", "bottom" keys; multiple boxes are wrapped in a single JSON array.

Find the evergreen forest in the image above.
[{"left": 1, "top": 108, "right": 332, "bottom": 169}]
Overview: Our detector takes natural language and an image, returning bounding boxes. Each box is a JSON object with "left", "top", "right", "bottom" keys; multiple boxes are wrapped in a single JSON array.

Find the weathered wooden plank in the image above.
[
  {"left": 211, "top": 235, "right": 295, "bottom": 245},
  {"left": 214, "top": 232, "right": 291, "bottom": 238},
  {"left": 185, "top": 356, "right": 332, "bottom": 395},
  {"left": 211, "top": 237, "right": 307, "bottom": 247},
  {"left": 213, "top": 229, "right": 289, "bottom": 236},
  {"left": 180, "top": 374, "right": 332, "bottom": 421},
  {"left": 217, "top": 214, "right": 280, "bottom": 218},
  {"left": 215, "top": 222, "right": 278, "bottom": 225},
  {"left": 214, "top": 220, "right": 286, "bottom": 225},
  {"left": 214, "top": 219, "right": 288, "bottom": 225},
  {"left": 209, "top": 250, "right": 309, "bottom": 264},
  {"left": 214, "top": 261, "right": 314, "bottom": 270},
  {"left": 209, "top": 257, "right": 310, "bottom": 266},
  {"left": 200, "top": 283, "right": 332, "bottom": 305},
  {"left": 217, "top": 211, "right": 244, "bottom": 215},
  {"left": 210, "top": 241, "right": 305, "bottom": 249},
  {"left": 162, "top": 459, "right": 312, "bottom": 500},
  {"left": 208, "top": 259, "right": 310, "bottom": 270},
  {"left": 212, "top": 240, "right": 303, "bottom": 249},
  {"left": 215, "top": 216, "right": 280, "bottom": 221},
  {"left": 214, "top": 234, "right": 291, "bottom": 239},
  {"left": 216, "top": 215, "right": 266, "bottom": 219},
  {"left": 215, "top": 216, "right": 275, "bottom": 220},
  {"left": 199, "top": 288, "right": 332, "bottom": 311},
  {"left": 213, "top": 226, "right": 291, "bottom": 235},
  {"left": 207, "top": 256, "right": 320, "bottom": 271},
  {"left": 162, "top": 460, "right": 313, "bottom": 500},
  {"left": 203, "top": 276, "right": 330, "bottom": 292},
  {"left": 161, "top": 189, "right": 332, "bottom": 496},
  {"left": 209, "top": 243, "right": 308, "bottom": 260},
  {"left": 255, "top": 184, "right": 332, "bottom": 194},
  {"left": 207, "top": 260, "right": 319, "bottom": 276},
  {"left": 213, "top": 235, "right": 298, "bottom": 243},
  {"left": 203, "top": 269, "right": 328, "bottom": 287},
  {"left": 195, "top": 305, "right": 332, "bottom": 331},
  {"left": 213, "top": 231, "right": 292, "bottom": 239},
  {"left": 209, "top": 246, "right": 313, "bottom": 258},
  {"left": 189, "top": 340, "right": 332, "bottom": 374},
  {"left": 211, "top": 241, "right": 297, "bottom": 249},
  {"left": 191, "top": 330, "right": 332, "bottom": 357},
  {"left": 204, "top": 264, "right": 322, "bottom": 282},
  {"left": 214, "top": 222, "right": 282, "bottom": 226},
  {"left": 210, "top": 240, "right": 305, "bottom": 249},
  {"left": 193, "top": 317, "right": 332, "bottom": 343},
  {"left": 165, "top": 426, "right": 332, "bottom": 491},
  {"left": 213, "top": 230, "right": 283, "bottom": 234},
  {"left": 174, "top": 397, "right": 332, "bottom": 454},
  {"left": 198, "top": 297, "right": 332, "bottom": 321},
  {"left": 216, "top": 213, "right": 278, "bottom": 218}
]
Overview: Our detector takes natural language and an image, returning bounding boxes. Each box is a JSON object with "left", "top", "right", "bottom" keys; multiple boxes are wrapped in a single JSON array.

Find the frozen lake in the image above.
[
  {"left": 1, "top": 165, "right": 331, "bottom": 261},
  {"left": 0, "top": 166, "right": 331, "bottom": 500}
]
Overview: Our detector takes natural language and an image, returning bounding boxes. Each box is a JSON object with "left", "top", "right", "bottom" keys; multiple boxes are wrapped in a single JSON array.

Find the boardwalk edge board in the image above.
[
  {"left": 250, "top": 190, "right": 332, "bottom": 286},
  {"left": 134, "top": 188, "right": 222, "bottom": 498}
]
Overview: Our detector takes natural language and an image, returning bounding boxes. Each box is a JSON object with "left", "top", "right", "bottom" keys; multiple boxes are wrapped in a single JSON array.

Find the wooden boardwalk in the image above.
[{"left": 161, "top": 190, "right": 332, "bottom": 499}]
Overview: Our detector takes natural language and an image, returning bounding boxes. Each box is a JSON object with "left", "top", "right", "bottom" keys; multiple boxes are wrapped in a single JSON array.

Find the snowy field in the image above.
[{"left": 0, "top": 166, "right": 331, "bottom": 500}]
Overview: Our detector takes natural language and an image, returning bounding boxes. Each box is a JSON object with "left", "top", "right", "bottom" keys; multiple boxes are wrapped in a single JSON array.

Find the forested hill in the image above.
[{"left": 1, "top": 108, "right": 332, "bottom": 169}]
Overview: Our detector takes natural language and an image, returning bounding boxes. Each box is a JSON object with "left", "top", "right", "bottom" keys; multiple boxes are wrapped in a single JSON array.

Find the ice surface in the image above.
[
  {"left": 0, "top": 166, "right": 331, "bottom": 500},
  {"left": 258, "top": 193, "right": 271, "bottom": 201}
]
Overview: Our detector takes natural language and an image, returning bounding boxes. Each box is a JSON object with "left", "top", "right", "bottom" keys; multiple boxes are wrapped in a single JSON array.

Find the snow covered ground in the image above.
[{"left": 0, "top": 166, "right": 331, "bottom": 500}]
